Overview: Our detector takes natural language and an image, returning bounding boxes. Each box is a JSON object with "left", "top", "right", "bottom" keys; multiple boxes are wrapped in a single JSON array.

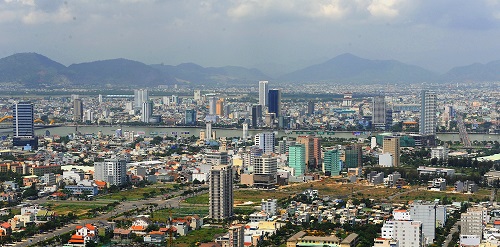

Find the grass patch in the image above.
[
  {"left": 174, "top": 227, "right": 227, "bottom": 247},
  {"left": 185, "top": 189, "right": 291, "bottom": 205},
  {"left": 43, "top": 200, "right": 110, "bottom": 216},
  {"left": 98, "top": 183, "right": 174, "bottom": 201}
]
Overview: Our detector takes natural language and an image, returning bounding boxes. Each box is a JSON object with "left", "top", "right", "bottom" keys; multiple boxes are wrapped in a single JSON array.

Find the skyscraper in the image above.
[
  {"left": 185, "top": 109, "right": 197, "bottom": 125},
  {"left": 208, "top": 96, "right": 217, "bottom": 115},
  {"left": 323, "top": 149, "right": 341, "bottom": 176},
  {"left": 141, "top": 101, "right": 153, "bottom": 123},
  {"left": 288, "top": 144, "right": 306, "bottom": 176},
  {"left": 383, "top": 136, "right": 401, "bottom": 167},
  {"left": 296, "top": 136, "right": 314, "bottom": 168},
  {"left": 242, "top": 123, "right": 248, "bottom": 140},
  {"left": 134, "top": 89, "right": 149, "bottom": 109},
  {"left": 73, "top": 98, "right": 83, "bottom": 122},
  {"left": 13, "top": 102, "right": 34, "bottom": 138},
  {"left": 205, "top": 122, "right": 212, "bottom": 141},
  {"left": 254, "top": 132, "right": 275, "bottom": 154},
  {"left": 372, "top": 96, "right": 387, "bottom": 130},
  {"left": 307, "top": 101, "right": 315, "bottom": 116},
  {"left": 209, "top": 164, "right": 233, "bottom": 220},
  {"left": 216, "top": 98, "right": 224, "bottom": 117},
  {"left": 252, "top": 105, "right": 262, "bottom": 128},
  {"left": 420, "top": 90, "right": 437, "bottom": 136},
  {"left": 12, "top": 102, "right": 37, "bottom": 149},
  {"left": 268, "top": 89, "right": 281, "bottom": 117},
  {"left": 344, "top": 144, "right": 362, "bottom": 168},
  {"left": 258, "top": 81, "right": 269, "bottom": 106}
]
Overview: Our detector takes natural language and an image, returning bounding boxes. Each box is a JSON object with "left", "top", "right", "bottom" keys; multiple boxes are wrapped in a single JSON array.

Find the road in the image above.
[
  {"left": 14, "top": 188, "right": 205, "bottom": 247},
  {"left": 442, "top": 220, "right": 460, "bottom": 247}
]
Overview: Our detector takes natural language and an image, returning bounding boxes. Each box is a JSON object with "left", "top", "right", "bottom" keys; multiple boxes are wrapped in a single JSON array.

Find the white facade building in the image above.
[
  {"left": 381, "top": 220, "right": 423, "bottom": 247},
  {"left": 94, "top": 159, "right": 127, "bottom": 186}
]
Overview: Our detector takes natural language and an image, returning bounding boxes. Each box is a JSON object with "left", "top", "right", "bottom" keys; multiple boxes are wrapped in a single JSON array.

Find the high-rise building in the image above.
[
  {"left": 84, "top": 109, "right": 94, "bottom": 123},
  {"left": 268, "top": 89, "right": 281, "bottom": 117},
  {"left": 194, "top": 90, "right": 201, "bottom": 101},
  {"left": 205, "top": 150, "right": 228, "bottom": 165},
  {"left": 141, "top": 101, "right": 153, "bottom": 123},
  {"left": 373, "top": 96, "right": 387, "bottom": 130},
  {"left": 409, "top": 201, "right": 439, "bottom": 244},
  {"left": 323, "top": 149, "right": 341, "bottom": 176},
  {"left": 461, "top": 206, "right": 487, "bottom": 239},
  {"left": 307, "top": 101, "right": 315, "bottom": 116},
  {"left": 312, "top": 137, "right": 322, "bottom": 168},
  {"left": 134, "top": 89, "right": 149, "bottom": 109},
  {"left": 208, "top": 96, "right": 217, "bottom": 115},
  {"left": 73, "top": 98, "right": 83, "bottom": 122},
  {"left": 253, "top": 154, "right": 277, "bottom": 189},
  {"left": 94, "top": 159, "right": 127, "bottom": 186},
  {"left": 252, "top": 105, "right": 263, "bottom": 128},
  {"left": 242, "top": 123, "right": 249, "bottom": 140},
  {"left": 258, "top": 81, "right": 269, "bottom": 106},
  {"left": 296, "top": 136, "right": 313, "bottom": 166},
  {"left": 12, "top": 102, "right": 38, "bottom": 149},
  {"left": 216, "top": 98, "right": 224, "bottom": 117},
  {"left": 383, "top": 136, "right": 400, "bottom": 167},
  {"left": 205, "top": 122, "right": 212, "bottom": 141},
  {"left": 288, "top": 144, "right": 306, "bottom": 176},
  {"left": 209, "top": 164, "right": 233, "bottom": 220},
  {"left": 420, "top": 90, "right": 437, "bottom": 136},
  {"left": 227, "top": 224, "right": 244, "bottom": 247},
  {"left": 185, "top": 109, "right": 197, "bottom": 125},
  {"left": 13, "top": 102, "right": 34, "bottom": 138},
  {"left": 344, "top": 144, "right": 362, "bottom": 168},
  {"left": 381, "top": 220, "right": 423, "bottom": 247},
  {"left": 254, "top": 132, "right": 275, "bottom": 154}
]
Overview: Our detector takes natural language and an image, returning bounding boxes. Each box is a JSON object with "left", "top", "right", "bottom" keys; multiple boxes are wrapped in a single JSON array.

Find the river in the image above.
[{"left": 2, "top": 126, "right": 492, "bottom": 142}]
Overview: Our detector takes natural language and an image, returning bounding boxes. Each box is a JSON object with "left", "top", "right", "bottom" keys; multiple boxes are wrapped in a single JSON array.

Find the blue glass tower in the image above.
[{"left": 268, "top": 89, "right": 281, "bottom": 117}]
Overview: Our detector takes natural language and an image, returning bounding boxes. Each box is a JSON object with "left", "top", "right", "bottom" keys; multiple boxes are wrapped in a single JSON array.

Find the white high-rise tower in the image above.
[
  {"left": 259, "top": 81, "right": 269, "bottom": 106},
  {"left": 420, "top": 90, "right": 437, "bottom": 136}
]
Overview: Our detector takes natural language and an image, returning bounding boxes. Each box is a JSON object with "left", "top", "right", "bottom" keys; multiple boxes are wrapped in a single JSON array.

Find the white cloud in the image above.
[
  {"left": 367, "top": 0, "right": 400, "bottom": 18},
  {"left": 22, "top": 6, "right": 72, "bottom": 24}
]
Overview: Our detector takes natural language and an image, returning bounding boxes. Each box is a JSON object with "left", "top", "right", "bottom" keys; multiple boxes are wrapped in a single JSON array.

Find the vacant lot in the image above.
[
  {"left": 150, "top": 206, "right": 209, "bottom": 222},
  {"left": 185, "top": 189, "right": 293, "bottom": 206},
  {"left": 43, "top": 200, "right": 111, "bottom": 216},
  {"left": 98, "top": 183, "right": 175, "bottom": 201}
]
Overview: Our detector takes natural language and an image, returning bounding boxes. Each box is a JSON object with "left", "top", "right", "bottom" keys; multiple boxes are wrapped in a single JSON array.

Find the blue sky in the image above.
[{"left": 2, "top": 0, "right": 500, "bottom": 74}]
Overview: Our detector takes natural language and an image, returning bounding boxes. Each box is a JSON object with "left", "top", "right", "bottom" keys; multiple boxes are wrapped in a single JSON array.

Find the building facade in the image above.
[{"left": 209, "top": 165, "right": 234, "bottom": 220}]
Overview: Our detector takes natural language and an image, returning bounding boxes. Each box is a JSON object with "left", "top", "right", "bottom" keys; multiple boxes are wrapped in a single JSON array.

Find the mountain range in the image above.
[{"left": 0, "top": 52, "right": 499, "bottom": 88}]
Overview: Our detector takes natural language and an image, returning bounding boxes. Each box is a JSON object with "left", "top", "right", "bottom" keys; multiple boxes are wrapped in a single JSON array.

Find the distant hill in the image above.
[
  {"left": 0, "top": 53, "right": 70, "bottom": 87},
  {"left": 441, "top": 60, "right": 500, "bottom": 82},
  {"left": 151, "top": 63, "right": 271, "bottom": 85},
  {"left": 0, "top": 53, "right": 270, "bottom": 88},
  {"left": 2, "top": 52, "right": 500, "bottom": 88},
  {"left": 279, "top": 53, "right": 437, "bottom": 83},
  {"left": 67, "top": 59, "right": 170, "bottom": 86}
]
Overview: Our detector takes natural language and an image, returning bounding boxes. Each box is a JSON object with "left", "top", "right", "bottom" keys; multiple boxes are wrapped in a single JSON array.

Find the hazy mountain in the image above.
[
  {"left": 151, "top": 63, "right": 270, "bottom": 85},
  {"left": 3, "top": 52, "right": 500, "bottom": 87},
  {"left": 67, "top": 59, "right": 170, "bottom": 86},
  {"left": 441, "top": 60, "right": 500, "bottom": 82},
  {"left": 0, "top": 53, "right": 70, "bottom": 87},
  {"left": 278, "top": 53, "right": 438, "bottom": 83}
]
